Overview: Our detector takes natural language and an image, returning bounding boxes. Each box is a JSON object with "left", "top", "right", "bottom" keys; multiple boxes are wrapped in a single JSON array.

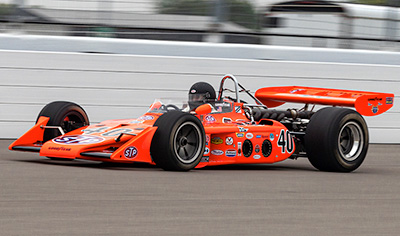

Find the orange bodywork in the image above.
[{"left": 9, "top": 101, "right": 295, "bottom": 168}]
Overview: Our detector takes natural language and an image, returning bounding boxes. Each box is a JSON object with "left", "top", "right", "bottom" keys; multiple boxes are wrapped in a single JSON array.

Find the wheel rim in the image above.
[
  {"left": 338, "top": 121, "right": 364, "bottom": 162},
  {"left": 173, "top": 121, "right": 203, "bottom": 164},
  {"left": 60, "top": 112, "right": 87, "bottom": 134}
]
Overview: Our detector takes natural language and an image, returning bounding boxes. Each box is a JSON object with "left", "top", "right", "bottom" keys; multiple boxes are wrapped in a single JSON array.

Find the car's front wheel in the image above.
[
  {"left": 37, "top": 101, "right": 89, "bottom": 142},
  {"left": 151, "top": 111, "right": 205, "bottom": 171}
]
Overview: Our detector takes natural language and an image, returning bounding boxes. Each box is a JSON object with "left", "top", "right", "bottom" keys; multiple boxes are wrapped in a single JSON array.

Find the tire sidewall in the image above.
[
  {"left": 151, "top": 111, "right": 205, "bottom": 171},
  {"left": 37, "top": 101, "right": 89, "bottom": 142},
  {"left": 305, "top": 107, "right": 369, "bottom": 172},
  {"left": 331, "top": 112, "right": 369, "bottom": 171}
]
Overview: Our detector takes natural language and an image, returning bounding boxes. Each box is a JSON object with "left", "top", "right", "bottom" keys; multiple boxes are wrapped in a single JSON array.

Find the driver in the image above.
[{"left": 188, "top": 82, "right": 216, "bottom": 110}]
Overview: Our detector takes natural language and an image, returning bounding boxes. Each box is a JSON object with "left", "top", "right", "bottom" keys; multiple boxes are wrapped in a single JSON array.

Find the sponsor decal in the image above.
[
  {"left": 237, "top": 142, "right": 242, "bottom": 156},
  {"left": 222, "top": 117, "right": 232, "bottom": 123},
  {"left": 225, "top": 137, "right": 234, "bottom": 145},
  {"left": 206, "top": 135, "right": 210, "bottom": 146},
  {"left": 226, "top": 149, "right": 236, "bottom": 157},
  {"left": 204, "top": 147, "right": 210, "bottom": 155},
  {"left": 290, "top": 88, "right": 305, "bottom": 94},
  {"left": 215, "top": 103, "right": 231, "bottom": 107},
  {"left": 368, "top": 102, "right": 382, "bottom": 114},
  {"left": 256, "top": 135, "right": 262, "bottom": 139},
  {"left": 211, "top": 137, "right": 223, "bottom": 145},
  {"left": 190, "top": 89, "right": 196, "bottom": 93},
  {"left": 211, "top": 150, "right": 224, "bottom": 156},
  {"left": 124, "top": 146, "right": 138, "bottom": 159},
  {"left": 386, "top": 97, "right": 393, "bottom": 105},
  {"left": 269, "top": 133, "right": 275, "bottom": 141},
  {"left": 253, "top": 155, "right": 261, "bottom": 160},
  {"left": 238, "top": 127, "right": 248, "bottom": 132},
  {"left": 138, "top": 115, "right": 154, "bottom": 120},
  {"left": 129, "top": 120, "right": 145, "bottom": 124},
  {"left": 255, "top": 144, "right": 260, "bottom": 153},
  {"left": 201, "top": 156, "right": 209, "bottom": 162},
  {"left": 236, "top": 132, "right": 245, "bottom": 138},
  {"left": 368, "top": 97, "right": 383, "bottom": 102},
  {"left": 204, "top": 115, "right": 216, "bottom": 123},
  {"left": 48, "top": 147, "right": 71, "bottom": 151},
  {"left": 235, "top": 106, "right": 241, "bottom": 113},
  {"left": 53, "top": 135, "right": 105, "bottom": 145},
  {"left": 246, "top": 133, "right": 253, "bottom": 139}
]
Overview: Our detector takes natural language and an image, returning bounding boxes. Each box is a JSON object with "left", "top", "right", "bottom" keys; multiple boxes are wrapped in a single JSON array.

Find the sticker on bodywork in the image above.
[
  {"left": 53, "top": 135, "right": 105, "bottom": 145},
  {"left": 124, "top": 146, "right": 138, "bottom": 159}
]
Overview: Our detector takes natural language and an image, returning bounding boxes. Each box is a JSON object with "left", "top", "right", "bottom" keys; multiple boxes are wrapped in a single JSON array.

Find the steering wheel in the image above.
[{"left": 165, "top": 104, "right": 180, "bottom": 111}]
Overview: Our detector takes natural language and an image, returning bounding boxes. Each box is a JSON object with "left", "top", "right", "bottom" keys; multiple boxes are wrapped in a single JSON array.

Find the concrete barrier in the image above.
[
  {"left": 1, "top": 50, "right": 398, "bottom": 143},
  {"left": 1, "top": 33, "right": 400, "bottom": 65}
]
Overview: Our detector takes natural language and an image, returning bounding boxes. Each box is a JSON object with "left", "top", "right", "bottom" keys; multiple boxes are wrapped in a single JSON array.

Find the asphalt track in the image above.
[{"left": 1, "top": 140, "right": 399, "bottom": 236}]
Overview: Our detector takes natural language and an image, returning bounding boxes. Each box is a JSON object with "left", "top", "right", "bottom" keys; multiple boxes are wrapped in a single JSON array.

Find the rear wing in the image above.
[{"left": 255, "top": 86, "right": 394, "bottom": 116}]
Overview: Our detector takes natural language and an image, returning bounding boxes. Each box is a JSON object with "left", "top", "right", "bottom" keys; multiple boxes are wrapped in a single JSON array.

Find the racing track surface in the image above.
[{"left": 1, "top": 139, "right": 399, "bottom": 236}]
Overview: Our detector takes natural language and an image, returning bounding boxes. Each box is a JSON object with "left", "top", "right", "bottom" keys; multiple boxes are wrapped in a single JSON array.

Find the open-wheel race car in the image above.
[{"left": 9, "top": 75, "right": 394, "bottom": 172}]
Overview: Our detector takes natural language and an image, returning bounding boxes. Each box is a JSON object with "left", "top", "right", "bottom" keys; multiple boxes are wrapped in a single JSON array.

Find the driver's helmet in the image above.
[{"left": 188, "top": 82, "right": 216, "bottom": 110}]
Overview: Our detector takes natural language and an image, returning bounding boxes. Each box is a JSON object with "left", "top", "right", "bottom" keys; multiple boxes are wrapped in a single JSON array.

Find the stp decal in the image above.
[
  {"left": 246, "top": 133, "right": 253, "bottom": 139},
  {"left": 53, "top": 135, "right": 105, "bottom": 145},
  {"left": 124, "top": 146, "right": 138, "bottom": 159},
  {"left": 204, "top": 115, "right": 216, "bottom": 123}
]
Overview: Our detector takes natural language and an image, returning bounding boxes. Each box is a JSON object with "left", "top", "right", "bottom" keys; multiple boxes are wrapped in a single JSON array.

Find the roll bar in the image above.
[{"left": 217, "top": 74, "right": 264, "bottom": 106}]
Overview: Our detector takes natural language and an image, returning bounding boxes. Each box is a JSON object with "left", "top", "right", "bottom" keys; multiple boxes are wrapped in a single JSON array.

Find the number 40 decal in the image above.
[{"left": 277, "top": 129, "right": 294, "bottom": 153}]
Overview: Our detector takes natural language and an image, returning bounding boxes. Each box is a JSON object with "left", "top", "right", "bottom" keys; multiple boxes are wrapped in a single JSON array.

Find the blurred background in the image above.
[
  {"left": 1, "top": 0, "right": 399, "bottom": 142},
  {"left": 0, "top": 0, "right": 399, "bottom": 50}
]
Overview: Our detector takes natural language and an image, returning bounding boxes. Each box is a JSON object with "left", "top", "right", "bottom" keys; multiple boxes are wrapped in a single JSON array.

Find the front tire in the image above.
[
  {"left": 151, "top": 111, "right": 205, "bottom": 171},
  {"left": 37, "top": 101, "right": 89, "bottom": 142},
  {"left": 304, "top": 107, "right": 369, "bottom": 172}
]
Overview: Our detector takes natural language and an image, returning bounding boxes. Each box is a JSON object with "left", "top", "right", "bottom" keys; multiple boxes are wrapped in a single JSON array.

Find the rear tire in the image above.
[
  {"left": 151, "top": 111, "right": 205, "bottom": 171},
  {"left": 304, "top": 107, "right": 369, "bottom": 172},
  {"left": 37, "top": 101, "right": 89, "bottom": 142}
]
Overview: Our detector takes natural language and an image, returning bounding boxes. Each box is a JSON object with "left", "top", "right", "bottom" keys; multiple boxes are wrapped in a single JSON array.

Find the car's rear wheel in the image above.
[
  {"left": 37, "top": 101, "right": 89, "bottom": 142},
  {"left": 304, "top": 107, "right": 369, "bottom": 172},
  {"left": 151, "top": 111, "right": 205, "bottom": 171}
]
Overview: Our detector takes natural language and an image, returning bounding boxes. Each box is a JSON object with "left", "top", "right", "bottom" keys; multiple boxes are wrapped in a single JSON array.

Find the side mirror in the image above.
[{"left": 194, "top": 104, "right": 212, "bottom": 115}]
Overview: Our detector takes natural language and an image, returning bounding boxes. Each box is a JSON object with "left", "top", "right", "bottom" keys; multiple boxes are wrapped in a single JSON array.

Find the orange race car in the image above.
[{"left": 9, "top": 75, "right": 394, "bottom": 172}]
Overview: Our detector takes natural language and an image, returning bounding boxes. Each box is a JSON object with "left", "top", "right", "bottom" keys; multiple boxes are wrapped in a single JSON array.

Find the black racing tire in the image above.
[
  {"left": 37, "top": 101, "right": 89, "bottom": 142},
  {"left": 304, "top": 107, "right": 369, "bottom": 172},
  {"left": 150, "top": 111, "right": 205, "bottom": 171}
]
